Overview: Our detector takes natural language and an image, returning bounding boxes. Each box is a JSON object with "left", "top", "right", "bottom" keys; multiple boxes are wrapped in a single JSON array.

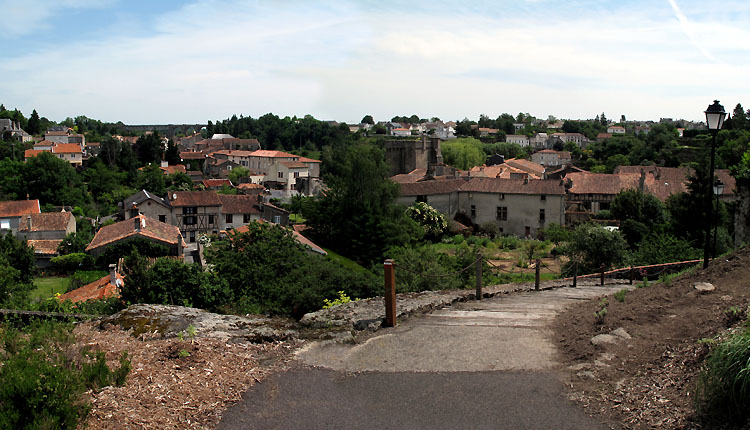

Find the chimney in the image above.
[
  {"left": 130, "top": 202, "right": 140, "bottom": 218},
  {"left": 524, "top": 176, "right": 529, "bottom": 185},
  {"left": 109, "top": 264, "right": 117, "bottom": 285},
  {"left": 26, "top": 214, "right": 32, "bottom": 231},
  {"left": 134, "top": 216, "right": 142, "bottom": 232},
  {"left": 161, "top": 160, "right": 168, "bottom": 168}
]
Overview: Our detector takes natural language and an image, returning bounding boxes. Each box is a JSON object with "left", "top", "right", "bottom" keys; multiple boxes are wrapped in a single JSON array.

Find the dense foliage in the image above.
[{"left": 0, "top": 321, "right": 130, "bottom": 429}]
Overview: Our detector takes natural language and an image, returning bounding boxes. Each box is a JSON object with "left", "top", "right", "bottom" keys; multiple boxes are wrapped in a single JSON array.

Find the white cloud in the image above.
[
  {"left": 1, "top": 0, "right": 749, "bottom": 123},
  {"left": 0, "top": 0, "right": 116, "bottom": 38}
]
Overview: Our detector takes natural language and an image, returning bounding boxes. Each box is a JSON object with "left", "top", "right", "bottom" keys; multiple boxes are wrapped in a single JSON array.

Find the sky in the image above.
[{"left": 1, "top": 0, "right": 749, "bottom": 125}]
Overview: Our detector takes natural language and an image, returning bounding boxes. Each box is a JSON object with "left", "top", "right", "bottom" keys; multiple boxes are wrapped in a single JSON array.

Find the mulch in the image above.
[
  {"left": 72, "top": 323, "right": 297, "bottom": 429},
  {"left": 552, "top": 248, "right": 750, "bottom": 429}
]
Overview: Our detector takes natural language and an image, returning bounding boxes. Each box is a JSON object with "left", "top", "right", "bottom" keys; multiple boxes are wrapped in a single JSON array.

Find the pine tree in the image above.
[{"left": 27, "top": 109, "right": 41, "bottom": 135}]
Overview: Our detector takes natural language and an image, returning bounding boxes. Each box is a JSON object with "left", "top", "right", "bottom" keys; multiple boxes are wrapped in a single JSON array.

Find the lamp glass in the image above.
[{"left": 705, "top": 101, "right": 727, "bottom": 130}]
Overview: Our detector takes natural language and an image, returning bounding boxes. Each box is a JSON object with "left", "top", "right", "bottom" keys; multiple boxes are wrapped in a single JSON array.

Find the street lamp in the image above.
[
  {"left": 712, "top": 178, "right": 724, "bottom": 258},
  {"left": 703, "top": 100, "right": 726, "bottom": 269}
]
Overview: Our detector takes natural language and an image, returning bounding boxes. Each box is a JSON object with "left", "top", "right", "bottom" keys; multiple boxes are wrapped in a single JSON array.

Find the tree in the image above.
[
  {"left": 27, "top": 109, "right": 41, "bottom": 135},
  {"left": 23, "top": 152, "right": 89, "bottom": 207},
  {"left": 441, "top": 138, "right": 485, "bottom": 170},
  {"left": 134, "top": 133, "right": 164, "bottom": 165},
  {"left": 600, "top": 112, "right": 607, "bottom": 126},
  {"left": 405, "top": 202, "right": 447, "bottom": 240},
  {"left": 730, "top": 103, "right": 748, "bottom": 131},
  {"left": 610, "top": 189, "right": 667, "bottom": 246},
  {"left": 562, "top": 223, "right": 627, "bottom": 276},
  {"left": 57, "top": 232, "right": 91, "bottom": 255},
  {"left": 135, "top": 164, "right": 166, "bottom": 196},
  {"left": 228, "top": 166, "right": 251, "bottom": 184},
  {"left": 361, "top": 115, "right": 374, "bottom": 125},
  {"left": 303, "top": 143, "right": 421, "bottom": 264},
  {"left": 164, "top": 140, "right": 180, "bottom": 165}
]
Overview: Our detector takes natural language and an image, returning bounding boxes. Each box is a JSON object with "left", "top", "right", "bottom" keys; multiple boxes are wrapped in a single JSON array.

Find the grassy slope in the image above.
[{"left": 31, "top": 277, "right": 70, "bottom": 300}]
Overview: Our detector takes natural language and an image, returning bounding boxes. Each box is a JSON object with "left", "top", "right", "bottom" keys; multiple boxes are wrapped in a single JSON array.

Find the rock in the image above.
[
  {"left": 569, "top": 363, "right": 591, "bottom": 371},
  {"left": 720, "top": 295, "right": 733, "bottom": 302},
  {"left": 694, "top": 282, "right": 715, "bottom": 293},
  {"left": 598, "top": 352, "right": 615, "bottom": 361},
  {"left": 611, "top": 327, "right": 631, "bottom": 339},
  {"left": 577, "top": 370, "right": 597, "bottom": 379},
  {"left": 591, "top": 334, "right": 617, "bottom": 346}
]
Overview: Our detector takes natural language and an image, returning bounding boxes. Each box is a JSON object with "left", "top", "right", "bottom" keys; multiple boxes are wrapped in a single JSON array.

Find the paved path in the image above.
[{"left": 219, "top": 285, "right": 632, "bottom": 429}]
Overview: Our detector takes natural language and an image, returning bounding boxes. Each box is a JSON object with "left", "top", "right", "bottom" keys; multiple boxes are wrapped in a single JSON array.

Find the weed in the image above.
[
  {"left": 695, "top": 328, "right": 750, "bottom": 425},
  {"left": 594, "top": 297, "right": 609, "bottom": 324},
  {"left": 323, "top": 291, "right": 355, "bottom": 309},
  {"left": 614, "top": 289, "right": 628, "bottom": 303},
  {"left": 178, "top": 349, "right": 190, "bottom": 358},
  {"left": 724, "top": 306, "right": 747, "bottom": 327}
]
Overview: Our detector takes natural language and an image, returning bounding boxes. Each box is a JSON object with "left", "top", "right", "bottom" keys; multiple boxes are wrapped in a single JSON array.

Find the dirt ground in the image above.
[
  {"left": 72, "top": 324, "right": 297, "bottom": 429},
  {"left": 552, "top": 247, "right": 750, "bottom": 429}
]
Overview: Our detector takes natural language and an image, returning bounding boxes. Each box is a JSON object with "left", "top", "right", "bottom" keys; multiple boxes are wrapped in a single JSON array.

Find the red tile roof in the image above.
[
  {"left": 237, "top": 183, "right": 264, "bottom": 190},
  {"left": 399, "top": 178, "right": 468, "bottom": 196},
  {"left": 566, "top": 172, "right": 641, "bottom": 196},
  {"left": 18, "top": 211, "right": 72, "bottom": 232},
  {"left": 202, "top": 179, "right": 232, "bottom": 188},
  {"left": 504, "top": 158, "right": 545, "bottom": 177},
  {"left": 213, "top": 150, "right": 255, "bottom": 157},
  {"left": 249, "top": 150, "right": 298, "bottom": 158},
  {"left": 180, "top": 151, "right": 206, "bottom": 160},
  {"left": 168, "top": 190, "right": 222, "bottom": 207},
  {"left": 280, "top": 161, "right": 307, "bottom": 169},
  {"left": 58, "top": 273, "right": 122, "bottom": 303},
  {"left": 161, "top": 164, "right": 187, "bottom": 175},
  {"left": 27, "top": 239, "right": 62, "bottom": 256},
  {"left": 218, "top": 194, "right": 261, "bottom": 214},
  {"left": 0, "top": 199, "right": 41, "bottom": 217},
  {"left": 52, "top": 143, "right": 82, "bottom": 154},
  {"left": 460, "top": 178, "right": 565, "bottom": 195},
  {"left": 86, "top": 215, "right": 184, "bottom": 252},
  {"left": 298, "top": 156, "right": 321, "bottom": 163},
  {"left": 24, "top": 149, "right": 47, "bottom": 158}
]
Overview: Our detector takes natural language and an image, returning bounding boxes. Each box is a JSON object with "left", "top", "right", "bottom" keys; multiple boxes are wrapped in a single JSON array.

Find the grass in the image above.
[
  {"left": 322, "top": 248, "right": 371, "bottom": 274},
  {"left": 31, "top": 277, "right": 70, "bottom": 300},
  {"left": 289, "top": 213, "right": 306, "bottom": 224}
]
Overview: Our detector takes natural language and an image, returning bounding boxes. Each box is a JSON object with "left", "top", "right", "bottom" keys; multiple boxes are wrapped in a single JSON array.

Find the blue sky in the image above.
[{"left": 1, "top": 0, "right": 749, "bottom": 125}]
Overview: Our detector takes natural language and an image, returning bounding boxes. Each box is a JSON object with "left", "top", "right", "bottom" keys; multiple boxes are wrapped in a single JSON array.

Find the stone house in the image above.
[
  {"left": 607, "top": 125, "right": 626, "bottom": 134},
  {"left": 265, "top": 161, "right": 309, "bottom": 191},
  {"left": 458, "top": 178, "right": 565, "bottom": 237},
  {"left": 17, "top": 211, "right": 76, "bottom": 267},
  {"left": 122, "top": 190, "right": 172, "bottom": 223},
  {"left": 167, "top": 191, "right": 223, "bottom": 242},
  {"left": 505, "top": 135, "right": 529, "bottom": 146},
  {"left": 531, "top": 150, "right": 572, "bottom": 167},
  {"left": 218, "top": 194, "right": 262, "bottom": 230},
  {"left": 396, "top": 179, "right": 468, "bottom": 218},
  {"left": 86, "top": 215, "right": 185, "bottom": 257},
  {"left": 0, "top": 199, "right": 41, "bottom": 235}
]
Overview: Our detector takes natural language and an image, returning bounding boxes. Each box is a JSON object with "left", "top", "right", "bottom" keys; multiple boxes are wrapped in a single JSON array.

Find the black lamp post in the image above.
[
  {"left": 703, "top": 100, "right": 726, "bottom": 269},
  {"left": 712, "top": 178, "right": 724, "bottom": 258}
]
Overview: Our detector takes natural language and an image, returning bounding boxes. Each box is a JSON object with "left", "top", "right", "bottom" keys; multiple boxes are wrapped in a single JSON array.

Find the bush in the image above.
[
  {"left": 613, "top": 289, "right": 627, "bottom": 303},
  {"left": 69, "top": 270, "right": 108, "bottom": 292},
  {"left": 695, "top": 328, "right": 750, "bottom": 425},
  {"left": 478, "top": 222, "right": 499, "bottom": 238},
  {"left": 405, "top": 202, "right": 447, "bottom": 240},
  {"left": 0, "top": 321, "right": 130, "bottom": 429},
  {"left": 451, "top": 234, "right": 465, "bottom": 245},
  {"left": 50, "top": 253, "right": 95, "bottom": 274},
  {"left": 96, "top": 237, "right": 171, "bottom": 268}
]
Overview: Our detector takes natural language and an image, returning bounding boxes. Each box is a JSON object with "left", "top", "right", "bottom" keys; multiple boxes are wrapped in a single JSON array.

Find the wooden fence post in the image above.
[
  {"left": 475, "top": 253, "right": 482, "bottom": 300},
  {"left": 629, "top": 266, "right": 634, "bottom": 285},
  {"left": 600, "top": 264, "right": 606, "bottom": 286},
  {"left": 572, "top": 261, "right": 577, "bottom": 288},
  {"left": 535, "top": 259, "right": 541, "bottom": 291},
  {"left": 384, "top": 259, "right": 396, "bottom": 328}
]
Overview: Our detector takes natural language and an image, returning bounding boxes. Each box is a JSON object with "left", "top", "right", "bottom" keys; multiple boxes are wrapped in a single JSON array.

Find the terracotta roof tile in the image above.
[
  {"left": 503, "top": 158, "right": 545, "bottom": 177},
  {"left": 161, "top": 165, "right": 186, "bottom": 175},
  {"left": 237, "top": 183, "right": 264, "bottom": 190},
  {"left": 25, "top": 149, "right": 46, "bottom": 158},
  {"left": 460, "top": 178, "right": 565, "bottom": 195},
  {"left": 0, "top": 199, "right": 41, "bottom": 217},
  {"left": 58, "top": 273, "right": 122, "bottom": 303},
  {"left": 180, "top": 151, "right": 206, "bottom": 160},
  {"left": 298, "top": 156, "right": 321, "bottom": 163},
  {"left": 202, "top": 179, "right": 232, "bottom": 188},
  {"left": 86, "top": 215, "right": 184, "bottom": 252},
  {"left": 218, "top": 194, "right": 261, "bottom": 214},
  {"left": 27, "top": 239, "right": 62, "bottom": 256},
  {"left": 18, "top": 212, "right": 72, "bottom": 232},
  {"left": 566, "top": 172, "right": 641, "bottom": 195},
  {"left": 52, "top": 143, "right": 82, "bottom": 154},
  {"left": 280, "top": 161, "right": 307, "bottom": 169},
  {"left": 249, "top": 150, "right": 298, "bottom": 158},
  {"left": 399, "top": 178, "right": 468, "bottom": 196},
  {"left": 168, "top": 191, "right": 222, "bottom": 207}
]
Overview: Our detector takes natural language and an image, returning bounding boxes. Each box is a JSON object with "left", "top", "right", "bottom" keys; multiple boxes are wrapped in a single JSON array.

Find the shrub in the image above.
[
  {"left": 405, "top": 202, "right": 448, "bottom": 240},
  {"left": 50, "top": 253, "right": 95, "bottom": 274},
  {"left": 695, "top": 328, "right": 750, "bottom": 425},
  {"left": 478, "top": 222, "right": 499, "bottom": 238},
  {"left": 0, "top": 321, "right": 130, "bottom": 429},
  {"left": 69, "top": 270, "right": 108, "bottom": 292},
  {"left": 614, "top": 289, "right": 627, "bottom": 303},
  {"left": 451, "top": 234, "right": 465, "bottom": 245}
]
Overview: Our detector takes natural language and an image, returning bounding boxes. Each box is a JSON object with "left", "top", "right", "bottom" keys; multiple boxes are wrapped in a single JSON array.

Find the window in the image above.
[
  {"left": 540, "top": 194, "right": 546, "bottom": 201},
  {"left": 294, "top": 171, "right": 299, "bottom": 178},
  {"left": 470, "top": 205, "right": 476, "bottom": 218},
  {"left": 272, "top": 215, "right": 281, "bottom": 224},
  {"left": 278, "top": 171, "right": 284, "bottom": 179},
  {"left": 183, "top": 207, "right": 197, "bottom": 215},
  {"left": 189, "top": 231, "right": 196, "bottom": 243},
  {"left": 496, "top": 206, "right": 507, "bottom": 221},
  {"left": 499, "top": 193, "right": 505, "bottom": 200},
  {"left": 226, "top": 214, "right": 233, "bottom": 224},
  {"left": 208, "top": 215, "right": 215, "bottom": 225},
  {"left": 525, "top": 226, "right": 531, "bottom": 236},
  {"left": 243, "top": 214, "right": 251, "bottom": 223},
  {"left": 0, "top": 219, "right": 9, "bottom": 230},
  {"left": 184, "top": 216, "right": 196, "bottom": 225},
  {"left": 158, "top": 215, "right": 166, "bottom": 223},
  {"left": 539, "top": 209, "right": 545, "bottom": 222}
]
